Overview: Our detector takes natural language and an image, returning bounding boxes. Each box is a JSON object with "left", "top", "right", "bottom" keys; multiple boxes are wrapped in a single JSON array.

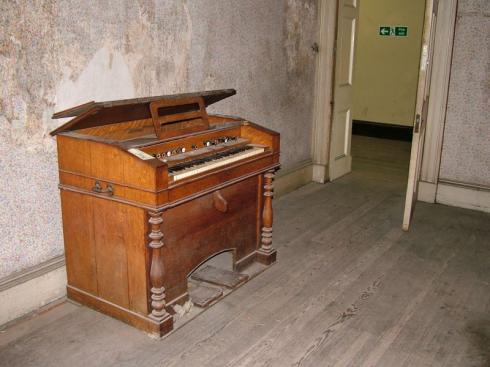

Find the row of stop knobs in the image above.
[
  {"left": 154, "top": 136, "right": 238, "bottom": 159},
  {"left": 202, "top": 136, "right": 237, "bottom": 147}
]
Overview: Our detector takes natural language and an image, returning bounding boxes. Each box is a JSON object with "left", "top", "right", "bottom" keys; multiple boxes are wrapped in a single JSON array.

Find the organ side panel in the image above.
[
  {"left": 62, "top": 190, "right": 150, "bottom": 315},
  {"left": 123, "top": 205, "right": 151, "bottom": 315},
  {"left": 92, "top": 199, "right": 130, "bottom": 308},
  {"left": 60, "top": 191, "right": 98, "bottom": 294},
  {"left": 57, "top": 135, "right": 92, "bottom": 175}
]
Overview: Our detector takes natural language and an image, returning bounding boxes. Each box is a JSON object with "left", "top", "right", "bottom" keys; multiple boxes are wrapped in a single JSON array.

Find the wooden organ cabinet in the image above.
[{"left": 50, "top": 89, "right": 280, "bottom": 337}]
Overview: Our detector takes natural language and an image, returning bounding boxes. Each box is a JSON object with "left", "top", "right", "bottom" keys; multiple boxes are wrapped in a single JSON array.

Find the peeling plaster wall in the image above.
[
  {"left": 439, "top": 0, "right": 490, "bottom": 187},
  {"left": 186, "top": 0, "right": 317, "bottom": 167},
  {"left": 0, "top": 1, "right": 317, "bottom": 278}
]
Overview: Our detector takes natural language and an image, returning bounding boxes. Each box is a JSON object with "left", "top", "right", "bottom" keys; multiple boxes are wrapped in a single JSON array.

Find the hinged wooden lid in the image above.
[{"left": 50, "top": 89, "right": 236, "bottom": 136}]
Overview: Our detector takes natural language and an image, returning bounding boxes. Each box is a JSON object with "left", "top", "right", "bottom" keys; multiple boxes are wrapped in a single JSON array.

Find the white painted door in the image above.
[
  {"left": 403, "top": 0, "right": 439, "bottom": 231},
  {"left": 328, "top": 0, "right": 359, "bottom": 180}
]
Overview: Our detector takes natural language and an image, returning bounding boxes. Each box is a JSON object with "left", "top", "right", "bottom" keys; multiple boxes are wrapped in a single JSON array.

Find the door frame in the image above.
[
  {"left": 311, "top": 0, "right": 339, "bottom": 183},
  {"left": 312, "top": 0, "right": 458, "bottom": 196}
]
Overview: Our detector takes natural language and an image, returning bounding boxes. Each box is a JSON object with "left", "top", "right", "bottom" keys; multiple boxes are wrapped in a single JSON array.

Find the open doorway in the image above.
[
  {"left": 316, "top": 0, "right": 440, "bottom": 230},
  {"left": 350, "top": 0, "right": 426, "bottom": 186},
  {"left": 329, "top": 0, "right": 427, "bottom": 182},
  {"left": 351, "top": 0, "right": 425, "bottom": 180},
  {"left": 313, "top": 0, "right": 459, "bottom": 229}
]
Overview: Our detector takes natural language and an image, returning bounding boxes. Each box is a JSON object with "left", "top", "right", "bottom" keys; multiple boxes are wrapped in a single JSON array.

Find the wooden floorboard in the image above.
[{"left": 0, "top": 137, "right": 489, "bottom": 367}]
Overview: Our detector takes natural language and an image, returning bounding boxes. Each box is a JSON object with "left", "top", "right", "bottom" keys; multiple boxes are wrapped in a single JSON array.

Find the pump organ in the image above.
[{"left": 50, "top": 89, "right": 280, "bottom": 337}]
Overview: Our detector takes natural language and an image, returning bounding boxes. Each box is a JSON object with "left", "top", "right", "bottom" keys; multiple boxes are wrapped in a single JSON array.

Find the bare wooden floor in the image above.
[{"left": 1, "top": 136, "right": 489, "bottom": 367}]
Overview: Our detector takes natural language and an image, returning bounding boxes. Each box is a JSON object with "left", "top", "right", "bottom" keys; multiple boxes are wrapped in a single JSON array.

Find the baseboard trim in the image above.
[
  {"left": 275, "top": 159, "right": 313, "bottom": 198},
  {"left": 0, "top": 264, "right": 67, "bottom": 327},
  {"left": 0, "top": 255, "right": 65, "bottom": 292},
  {"left": 418, "top": 181, "right": 437, "bottom": 203},
  {"left": 312, "top": 163, "right": 328, "bottom": 184},
  {"left": 436, "top": 181, "right": 490, "bottom": 213},
  {"left": 353, "top": 120, "right": 413, "bottom": 142}
]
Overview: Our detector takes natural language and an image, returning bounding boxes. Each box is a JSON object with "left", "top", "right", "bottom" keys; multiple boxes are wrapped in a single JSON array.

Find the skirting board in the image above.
[
  {"left": 0, "top": 264, "right": 67, "bottom": 327},
  {"left": 0, "top": 160, "right": 314, "bottom": 328},
  {"left": 436, "top": 181, "right": 490, "bottom": 213},
  {"left": 312, "top": 163, "right": 328, "bottom": 184},
  {"left": 275, "top": 159, "right": 313, "bottom": 198},
  {"left": 418, "top": 181, "right": 437, "bottom": 203}
]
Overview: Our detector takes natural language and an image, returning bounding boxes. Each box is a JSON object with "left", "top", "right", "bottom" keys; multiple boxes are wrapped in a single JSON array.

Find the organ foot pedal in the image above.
[{"left": 188, "top": 284, "right": 223, "bottom": 308}]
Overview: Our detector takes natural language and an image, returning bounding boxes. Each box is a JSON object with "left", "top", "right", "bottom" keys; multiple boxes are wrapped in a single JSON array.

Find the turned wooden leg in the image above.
[
  {"left": 257, "top": 170, "right": 277, "bottom": 265},
  {"left": 148, "top": 211, "right": 173, "bottom": 336}
]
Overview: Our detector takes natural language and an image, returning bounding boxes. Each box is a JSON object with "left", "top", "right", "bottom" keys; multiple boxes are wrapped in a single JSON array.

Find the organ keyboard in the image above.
[
  {"left": 169, "top": 145, "right": 265, "bottom": 181},
  {"left": 50, "top": 89, "right": 280, "bottom": 337}
]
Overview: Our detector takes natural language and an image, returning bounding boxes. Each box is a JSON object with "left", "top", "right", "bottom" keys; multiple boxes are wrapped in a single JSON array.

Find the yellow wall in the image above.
[{"left": 353, "top": 0, "right": 426, "bottom": 126}]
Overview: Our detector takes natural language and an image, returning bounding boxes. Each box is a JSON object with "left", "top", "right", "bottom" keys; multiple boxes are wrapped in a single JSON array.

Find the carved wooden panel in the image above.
[{"left": 162, "top": 176, "right": 258, "bottom": 303}]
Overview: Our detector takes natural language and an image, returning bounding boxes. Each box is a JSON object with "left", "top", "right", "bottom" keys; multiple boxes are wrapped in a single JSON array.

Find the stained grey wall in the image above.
[
  {"left": 439, "top": 0, "right": 490, "bottom": 186},
  {"left": 0, "top": 0, "right": 318, "bottom": 278}
]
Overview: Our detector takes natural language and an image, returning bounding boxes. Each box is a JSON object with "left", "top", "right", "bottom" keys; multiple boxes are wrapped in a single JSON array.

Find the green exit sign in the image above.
[
  {"left": 379, "top": 26, "right": 392, "bottom": 36},
  {"left": 395, "top": 26, "right": 408, "bottom": 36},
  {"left": 379, "top": 26, "right": 408, "bottom": 37}
]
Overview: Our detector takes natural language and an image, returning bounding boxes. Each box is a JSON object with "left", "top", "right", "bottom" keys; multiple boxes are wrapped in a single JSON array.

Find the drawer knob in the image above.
[{"left": 213, "top": 190, "right": 228, "bottom": 213}]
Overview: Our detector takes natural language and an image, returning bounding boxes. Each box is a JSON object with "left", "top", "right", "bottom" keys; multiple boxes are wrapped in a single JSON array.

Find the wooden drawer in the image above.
[{"left": 59, "top": 171, "right": 159, "bottom": 206}]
